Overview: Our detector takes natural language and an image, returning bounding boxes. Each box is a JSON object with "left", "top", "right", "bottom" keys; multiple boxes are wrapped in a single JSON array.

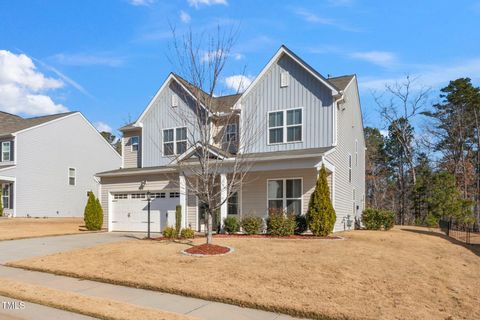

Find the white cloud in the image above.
[
  {"left": 359, "top": 58, "right": 480, "bottom": 91},
  {"left": 51, "top": 53, "right": 125, "bottom": 67},
  {"left": 180, "top": 10, "right": 191, "bottom": 23},
  {"left": 201, "top": 49, "right": 223, "bottom": 63},
  {"left": 129, "top": 0, "right": 154, "bottom": 6},
  {"left": 95, "top": 121, "right": 113, "bottom": 133},
  {"left": 224, "top": 75, "right": 254, "bottom": 92},
  {"left": 350, "top": 51, "right": 397, "bottom": 68},
  {"left": 295, "top": 8, "right": 360, "bottom": 32},
  {"left": 0, "top": 50, "right": 68, "bottom": 116},
  {"left": 187, "top": 0, "right": 227, "bottom": 8},
  {"left": 233, "top": 53, "right": 244, "bottom": 60}
]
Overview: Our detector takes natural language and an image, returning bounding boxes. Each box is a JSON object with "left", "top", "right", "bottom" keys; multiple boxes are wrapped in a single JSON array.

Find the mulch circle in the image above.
[
  {"left": 214, "top": 234, "right": 343, "bottom": 240},
  {"left": 182, "top": 244, "right": 234, "bottom": 256}
]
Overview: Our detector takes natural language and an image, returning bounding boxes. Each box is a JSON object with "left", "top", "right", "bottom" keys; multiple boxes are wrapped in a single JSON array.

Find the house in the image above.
[
  {"left": 0, "top": 111, "right": 122, "bottom": 217},
  {"left": 97, "top": 45, "right": 365, "bottom": 233}
]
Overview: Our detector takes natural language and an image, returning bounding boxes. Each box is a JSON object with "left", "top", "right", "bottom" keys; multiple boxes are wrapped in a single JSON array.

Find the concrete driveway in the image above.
[{"left": 0, "top": 232, "right": 137, "bottom": 263}]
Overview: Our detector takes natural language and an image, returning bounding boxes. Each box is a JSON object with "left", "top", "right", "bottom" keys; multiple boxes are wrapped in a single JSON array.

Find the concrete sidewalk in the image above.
[{"left": 0, "top": 266, "right": 298, "bottom": 320}]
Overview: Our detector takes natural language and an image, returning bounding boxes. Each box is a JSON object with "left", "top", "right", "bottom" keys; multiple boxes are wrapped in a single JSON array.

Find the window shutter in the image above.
[
  {"left": 10, "top": 141, "right": 14, "bottom": 161},
  {"left": 171, "top": 94, "right": 178, "bottom": 107},
  {"left": 280, "top": 71, "right": 289, "bottom": 87}
]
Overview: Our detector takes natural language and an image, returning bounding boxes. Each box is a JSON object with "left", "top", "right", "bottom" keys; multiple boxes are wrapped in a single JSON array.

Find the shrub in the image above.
[
  {"left": 84, "top": 192, "right": 103, "bottom": 231},
  {"left": 362, "top": 208, "right": 395, "bottom": 230},
  {"left": 241, "top": 216, "right": 263, "bottom": 235},
  {"left": 266, "top": 209, "right": 296, "bottom": 236},
  {"left": 175, "top": 205, "right": 182, "bottom": 237},
  {"left": 223, "top": 216, "right": 239, "bottom": 233},
  {"left": 295, "top": 215, "right": 308, "bottom": 234},
  {"left": 180, "top": 228, "right": 195, "bottom": 239},
  {"left": 162, "top": 226, "right": 177, "bottom": 239},
  {"left": 306, "top": 165, "right": 336, "bottom": 236}
]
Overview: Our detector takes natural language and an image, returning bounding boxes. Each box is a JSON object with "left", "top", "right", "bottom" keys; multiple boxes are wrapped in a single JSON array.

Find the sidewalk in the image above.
[{"left": 0, "top": 266, "right": 298, "bottom": 320}]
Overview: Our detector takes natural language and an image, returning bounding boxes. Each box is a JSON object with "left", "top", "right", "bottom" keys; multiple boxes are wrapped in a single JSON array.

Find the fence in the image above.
[{"left": 439, "top": 219, "right": 480, "bottom": 245}]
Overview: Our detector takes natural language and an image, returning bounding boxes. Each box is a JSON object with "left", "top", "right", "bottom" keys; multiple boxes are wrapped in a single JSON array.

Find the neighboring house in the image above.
[
  {"left": 0, "top": 111, "right": 122, "bottom": 217},
  {"left": 97, "top": 45, "right": 365, "bottom": 233}
]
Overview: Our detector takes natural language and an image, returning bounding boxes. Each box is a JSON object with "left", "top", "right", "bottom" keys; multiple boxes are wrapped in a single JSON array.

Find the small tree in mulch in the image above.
[
  {"left": 84, "top": 192, "right": 103, "bottom": 230},
  {"left": 307, "top": 165, "right": 336, "bottom": 236}
]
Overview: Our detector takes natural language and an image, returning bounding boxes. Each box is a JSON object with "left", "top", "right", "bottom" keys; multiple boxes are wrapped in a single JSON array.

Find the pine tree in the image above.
[
  {"left": 84, "top": 192, "right": 103, "bottom": 230},
  {"left": 307, "top": 165, "right": 336, "bottom": 236}
]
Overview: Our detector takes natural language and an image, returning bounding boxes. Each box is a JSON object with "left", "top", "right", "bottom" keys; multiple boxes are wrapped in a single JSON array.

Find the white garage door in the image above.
[{"left": 111, "top": 192, "right": 179, "bottom": 232}]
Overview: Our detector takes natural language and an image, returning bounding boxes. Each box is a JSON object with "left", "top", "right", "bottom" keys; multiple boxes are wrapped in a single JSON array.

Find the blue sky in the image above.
[{"left": 0, "top": 0, "right": 479, "bottom": 134}]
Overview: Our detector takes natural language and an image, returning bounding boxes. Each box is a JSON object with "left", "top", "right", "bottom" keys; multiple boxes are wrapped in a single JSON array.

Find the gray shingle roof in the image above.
[
  {"left": 0, "top": 111, "right": 77, "bottom": 137},
  {"left": 328, "top": 75, "right": 355, "bottom": 91}
]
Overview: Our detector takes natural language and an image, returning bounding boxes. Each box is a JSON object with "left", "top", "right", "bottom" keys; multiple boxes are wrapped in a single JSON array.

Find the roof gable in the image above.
[{"left": 0, "top": 111, "right": 77, "bottom": 137}]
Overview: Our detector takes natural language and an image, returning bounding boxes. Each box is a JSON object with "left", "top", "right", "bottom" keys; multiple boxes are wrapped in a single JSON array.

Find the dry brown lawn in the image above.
[
  {"left": 0, "top": 277, "right": 197, "bottom": 320},
  {"left": 7, "top": 226, "right": 480, "bottom": 320},
  {"left": 0, "top": 218, "right": 87, "bottom": 240}
]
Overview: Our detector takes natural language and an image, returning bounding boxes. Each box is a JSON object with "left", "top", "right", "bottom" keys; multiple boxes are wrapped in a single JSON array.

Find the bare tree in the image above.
[{"left": 165, "top": 26, "right": 260, "bottom": 244}]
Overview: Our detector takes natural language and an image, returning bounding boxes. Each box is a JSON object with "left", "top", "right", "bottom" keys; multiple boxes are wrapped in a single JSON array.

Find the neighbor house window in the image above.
[
  {"left": 114, "top": 193, "right": 128, "bottom": 200},
  {"left": 131, "top": 193, "right": 146, "bottom": 199},
  {"left": 1, "top": 141, "right": 11, "bottom": 162},
  {"left": 226, "top": 123, "right": 237, "bottom": 143},
  {"left": 2, "top": 184, "right": 10, "bottom": 209},
  {"left": 268, "top": 108, "right": 302, "bottom": 144},
  {"left": 68, "top": 168, "right": 76, "bottom": 186},
  {"left": 169, "top": 192, "right": 180, "bottom": 198},
  {"left": 348, "top": 154, "right": 352, "bottom": 183},
  {"left": 131, "top": 136, "right": 139, "bottom": 152},
  {"left": 228, "top": 192, "right": 239, "bottom": 215},
  {"left": 163, "top": 127, "right": 187, "bottom": 156},
  {"left": 171, "top": 94, "right": 178, "bottom": 107},
  {"left": 280, "top": 71, "right": 289, "bottom": 87},
  {"left": 267, "top": 178, "right": 302, "bottom": 215}
]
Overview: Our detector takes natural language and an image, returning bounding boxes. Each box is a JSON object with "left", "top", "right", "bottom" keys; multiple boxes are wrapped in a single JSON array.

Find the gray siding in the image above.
[
  {"left": 326, "top": 78, "right": 366, "bottom": 232},
  {"left": 142, "top": 81, "right": 202, "bottom": 167},
  {"left": 122, "top": 130, "right": 141, "bottom": 168},
  {"left": 240, "top": 54, "right": 335, "bottom": 154},
  {"left": 10, "top": 113, "right": 121, "bottom": 217}
]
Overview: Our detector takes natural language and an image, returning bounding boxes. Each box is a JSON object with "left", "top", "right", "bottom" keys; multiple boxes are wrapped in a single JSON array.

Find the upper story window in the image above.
[
  {"left": 280, "top": 71, "right": 289, "bottom": 87},
  {"left": 68, "top": 168, "right": 76, "bottom": 186},
  {"left": 268, "top": 108, "right": 302, "bottom": 144},
  {"left": 131, "top": 136, "right": 139, "bottom": 152},
  {"left": 1, "top": 141, "right": 11, "bottom": 162},
  {"left": 163, "top": 127, "right": 187, "bottom": 156},
  {"left": 226, "top": 123, "right": 237, "bottom": 143}
]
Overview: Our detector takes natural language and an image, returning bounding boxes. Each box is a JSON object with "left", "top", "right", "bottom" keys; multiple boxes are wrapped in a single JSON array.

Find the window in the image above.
[
  {"left": 169, "top": 192, "right": 180, "bottom": 198},
  {"left": 131, "top": 193, "right": 146, "bottom": 199},
  {"left": 68, "top": 168, "right": 76, "bottom": 186},
  {"left": 226, "top": 123, "right": 237, "bottom": 143},
  {"left": 2, "top": 184, "right": 10, "bottom": 209},
  {"left": 150, "top": 193, "right": 166, "bottom": 199},
  {"left": 280, "top": 71, "right": 289, "bottom": 87},
  {"left": 1, "top": 141, "right": 11, "bottom": 162},
  {"left": 267, "top": 178, "right": 302, "bottom": 215},
  {"left": 268, "top": 108, "right": 302, "bottom": 144},
  {"left": 131, "top": 136, "right": 139, "bottom": 152},
  {"left": 355, "top": 139, "right": 358, "bottom": 166},
  {"left": 171, "top": 94, "right": 178, "bottom": 107},
  {"left": 348, "top": 154, "right": 352, "bottom": 183},
  {"left": 114, "top": 193, "right": 128, "bottom": 200},
  {"left": 163, "top": 127, "right": 187, "bottom": 156},
  {"left": 228, "top": 192, "right": 239, "bottom": 215}
]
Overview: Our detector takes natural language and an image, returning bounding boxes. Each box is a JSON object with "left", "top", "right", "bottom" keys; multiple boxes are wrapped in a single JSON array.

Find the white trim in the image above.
[
  {"left": 0, "top": 165, "right": 15, "bottom": 172},
  {"left": 68, "top": 167, "right": 76, "bottom": 186},
  {"left": 266, "top": 177, "right": 303, "bottom": 216},
  {"left": 121, "top": 137, "right": 125, "bottom": 168},
  {"left": 1, "top": 141, "right": 11, "bottom": 162},
  {"left": 108, "top": 192, "right": 113, "bottom": 232},
  {"left": 173, "top": 142, "right": 229, "bottom": 163},
  {"left": 179, "top": 174, "right": 187, "bottom": 228},
  {"left": 162, "top": 126, "right": 187, "bottom": 156},
  {"left": 220, "top": 173, "right": 227, "bottom": 229},
  {"left": 236, "top": 46, "right": 338, "bottom": 108},
  {"left": 267, "top": 108, "right": 303, "bottom": 145}
]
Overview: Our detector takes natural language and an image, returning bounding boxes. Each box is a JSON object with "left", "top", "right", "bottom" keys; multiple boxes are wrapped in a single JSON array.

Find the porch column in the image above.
[
  {"left": 179, "top": 174, "right": 187, "bottom": 228},
  {"left": 220, "top": 173, "right": 228, "bottom": 230}
]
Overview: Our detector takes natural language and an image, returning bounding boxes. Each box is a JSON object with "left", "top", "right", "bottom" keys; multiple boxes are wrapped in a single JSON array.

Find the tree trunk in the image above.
[
  {"left": 474, "top": 108, "right": 480, "bottom": 228},
  {"left": 206, "top": 209, "right": 213, "bottom": 244}
]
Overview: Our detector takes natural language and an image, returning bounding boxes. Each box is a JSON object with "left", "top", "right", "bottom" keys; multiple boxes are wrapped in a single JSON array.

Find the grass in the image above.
[
  {"left": 0, "top": 277, "right": 197, "bottom": 320},
  {"left": 0, "top": 218, "right": 90, "bottom": 240},
  {"left": 6, "top": 226, "right": 480, "bottom": 320}
]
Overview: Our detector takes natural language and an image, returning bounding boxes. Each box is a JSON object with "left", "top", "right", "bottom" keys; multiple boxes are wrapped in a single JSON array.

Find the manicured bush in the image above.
[
  {"left": 240, "top": 216, "right": 263, "bottom": 235},
  {"left": 223, "top": 216, "right": 239, "bottom": 233},
  {"left": 266, "top": 209, "right": 296, "bottom": 236},
  {"left": 306, "top": 165, "right": 336, "bottom": 236},
  {"left": 295, "top": 215, "right": 308, "bottom": 234},
  {"left": 175, "top": 205, "right": 182, "bottom": 237},
  {"left": 162, "top": 226, "right": 177, "bottom": 239},
  {"left": 362, "top": 208, "right": 395, "bottom": 230},
  {"left": 180, "top": 228, "right": 195, "bottom": 239},
  {"left": 84, "top": 192, "right": 103, "bottom": 231}
]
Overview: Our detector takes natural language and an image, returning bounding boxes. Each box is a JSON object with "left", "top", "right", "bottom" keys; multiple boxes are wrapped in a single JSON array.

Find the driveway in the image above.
[{"left": 0, "top": 232, "right": 138, "bottom": 263}]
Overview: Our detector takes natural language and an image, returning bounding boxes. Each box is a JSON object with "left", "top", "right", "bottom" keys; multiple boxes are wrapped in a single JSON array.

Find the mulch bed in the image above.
[
  {"left": 214, "top": 234, "right": 342, "bottom": 240},
  {"left": 184, "top": 243, "right": 231, "bottom": 255}
]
